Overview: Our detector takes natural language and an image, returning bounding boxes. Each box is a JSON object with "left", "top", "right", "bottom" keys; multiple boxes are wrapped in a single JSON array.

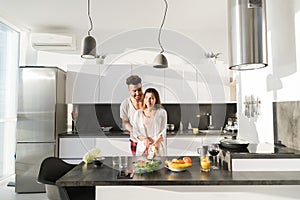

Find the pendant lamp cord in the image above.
[
  {"left": 158, "top": 0, "right": 168, "bottom": 54},
  {"left": 87, "top": 0, "right": 93, "bottom": 36}
]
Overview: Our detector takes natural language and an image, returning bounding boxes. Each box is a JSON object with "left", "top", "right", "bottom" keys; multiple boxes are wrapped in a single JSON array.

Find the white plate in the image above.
[{"left": 165, "top": 165, "right": 190, "bottom": 172}]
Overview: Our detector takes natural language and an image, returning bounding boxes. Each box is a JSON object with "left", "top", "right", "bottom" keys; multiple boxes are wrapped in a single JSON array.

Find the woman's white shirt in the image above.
[{"left": 132, "top": 108, "right": 167, "bottom": 156}]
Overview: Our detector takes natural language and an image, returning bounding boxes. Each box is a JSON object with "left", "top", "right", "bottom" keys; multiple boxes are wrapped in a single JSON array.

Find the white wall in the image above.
[
  {"left": 19, "top": 33, "right": 86, "bottom": 71},
  {"left": 238, "top": 0, "right": 300, "bottom": 143}
]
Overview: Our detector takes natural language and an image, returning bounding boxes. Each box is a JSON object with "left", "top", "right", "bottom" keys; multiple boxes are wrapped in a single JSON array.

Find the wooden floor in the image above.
[{"left": 0, "top": 175, "right": 48, "bottom": 200}]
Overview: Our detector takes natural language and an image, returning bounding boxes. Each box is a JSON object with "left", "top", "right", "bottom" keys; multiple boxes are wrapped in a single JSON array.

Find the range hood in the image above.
[{"left": 228, "top": 0, "right": 268, "bottom": 70}]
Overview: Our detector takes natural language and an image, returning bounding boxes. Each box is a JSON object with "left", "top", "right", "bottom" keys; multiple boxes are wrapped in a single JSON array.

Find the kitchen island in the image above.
[{"left": 57, "top": 156, "right": 300, "bottom": 200}]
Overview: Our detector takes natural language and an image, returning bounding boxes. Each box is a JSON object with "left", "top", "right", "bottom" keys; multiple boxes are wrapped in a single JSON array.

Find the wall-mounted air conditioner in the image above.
[{"left": 31, "top": 33, "right": 76, "bottom": 51}]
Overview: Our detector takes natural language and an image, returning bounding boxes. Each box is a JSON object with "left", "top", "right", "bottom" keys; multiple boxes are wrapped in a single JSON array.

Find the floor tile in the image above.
[{"left": 0, "top": 175, "right": 48, "bottom": 200}]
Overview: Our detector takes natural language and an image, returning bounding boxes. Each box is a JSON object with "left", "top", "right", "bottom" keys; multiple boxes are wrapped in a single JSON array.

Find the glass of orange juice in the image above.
[{"left": 200, "top": 156, "right": 210, "bottom": 172}]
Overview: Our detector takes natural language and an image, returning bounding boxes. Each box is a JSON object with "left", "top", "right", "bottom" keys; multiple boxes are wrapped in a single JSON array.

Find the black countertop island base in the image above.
[{"left": 57, "top": 156, "right": 300, "bottom": 187}]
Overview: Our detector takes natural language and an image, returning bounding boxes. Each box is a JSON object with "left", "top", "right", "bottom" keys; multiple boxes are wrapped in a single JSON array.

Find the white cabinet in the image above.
[
  {"left": 167, "top": 136, "right": 224, "bottom": 156},
  {"left": 66, "top": 63, "right": 232, "bottom": 103},
  {"left": 95, "top": 138, "right": 131, "bottom": 156},
  {"left": 131, "top": 65, "right": 165, "bottom": 101},
  {"left": 167, "top": 137, "right": 199, "bottom": 156},
  {"left": 66, "top": 64, "right": 131, "bottom": 103},
  {"left": 197, "top": 62, "right": 232, "bottom": 103},
  {"left": 59, "top": 137, "right": 96, "bottom": 162},
  {"left": 59, "top": 137, "right": 131, "bottom": 162},
  {"left": 99, "top": 65, "right": 131, "bottom": 103},
  {"left": 165, "top": 64, "right": 197, "bottom": 103},
  {"left": 66, "top": 65, "right": 100, "bottom": 103},
  {"left": 59, "top": 136, "right": 224, "bottom": 162}
]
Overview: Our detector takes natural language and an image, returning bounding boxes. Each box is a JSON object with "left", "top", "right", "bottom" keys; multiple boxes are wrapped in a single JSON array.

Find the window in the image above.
[{"left": 0, "top": 22, "right": 19, "bottom": 180}]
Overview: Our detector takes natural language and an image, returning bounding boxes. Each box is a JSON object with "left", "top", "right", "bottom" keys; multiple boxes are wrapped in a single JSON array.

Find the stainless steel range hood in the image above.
[{"left": 228, "top": 0, "right": 268, "bottom": 70}]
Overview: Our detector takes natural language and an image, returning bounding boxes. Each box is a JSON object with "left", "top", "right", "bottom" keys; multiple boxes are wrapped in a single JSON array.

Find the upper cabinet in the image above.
[
  {"left": 197, "top": 62, "right": 233, "bottom": 103},
  {"left": 66, "top": 65, "right": 100, "bottom": 103},
  {"left": 165, "top": 64, "right": 197, "bottom": 103},
  {"left": 132, "top": 65, "right": 165, "bottom": 102},
  {"left": 99, "top": 65, "right": 131, "bottom": 103},
  {"left": 66, "top": 63, "right": 234, "bottom": 104}
]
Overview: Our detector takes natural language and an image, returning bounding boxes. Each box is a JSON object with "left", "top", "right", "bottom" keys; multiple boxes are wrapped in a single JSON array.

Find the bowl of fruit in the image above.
[{"left": 164, "top": 157, "right": 192, "bottom": 172}]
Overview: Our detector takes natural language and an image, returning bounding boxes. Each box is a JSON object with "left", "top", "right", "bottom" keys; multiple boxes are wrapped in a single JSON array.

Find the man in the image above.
[{"left": 120, "top": 75, "right": 144, "bottom": 156}]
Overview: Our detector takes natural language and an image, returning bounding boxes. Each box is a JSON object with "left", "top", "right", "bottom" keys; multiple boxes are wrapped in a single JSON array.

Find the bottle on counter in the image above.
[
  {"left": 179, "top": 121, "right": 183, "bottom": 133},
  {"left": 188, "top": 122, "right": 192, "bottom": 130}
]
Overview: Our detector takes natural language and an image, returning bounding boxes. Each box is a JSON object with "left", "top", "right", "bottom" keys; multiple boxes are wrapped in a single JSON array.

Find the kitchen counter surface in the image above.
[
  {"left": 221, "top": 143, "right": 300, "bottom": 159},
  {"left": 59, "top": 131, "right": 236, "bottom": 138},
  {"left": 56, "top": 156, "right": 300, "bottom": 187}
]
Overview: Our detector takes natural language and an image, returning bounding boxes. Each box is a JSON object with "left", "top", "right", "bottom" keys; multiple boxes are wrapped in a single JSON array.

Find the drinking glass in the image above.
[
  {"left": 197, "top": 146, "right": 210, "bottom": 172},
  {"left": 200, "top": 156, "right": 210, "bottom": 172},
  {"left": 208, "top": 143, "right": 220, "bottom": 169},
  {"left": 197, "top": 146, "right": 208, "bottom": 157},
  {"left": 112, "top": 156, "right": 119, "bottom": 166},
  {"left": 119, "top": 156, "right": 128, "bottom": 171}
]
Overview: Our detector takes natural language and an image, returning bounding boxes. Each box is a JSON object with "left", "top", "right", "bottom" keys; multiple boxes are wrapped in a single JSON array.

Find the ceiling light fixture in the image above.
[
  {"left": 81, "top": 0, "right": 97, "bottom": 59},
  {"left": 153, "top": 0, "right": 168, "bottom": 69},
  {"left": 228, "top": 0, "right": 268, "bottom": 70}
]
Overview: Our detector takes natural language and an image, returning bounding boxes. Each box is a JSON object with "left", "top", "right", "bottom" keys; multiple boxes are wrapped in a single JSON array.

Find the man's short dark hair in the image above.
[{"left": 126, "top": 75, "right": 142, "bottom": 85}]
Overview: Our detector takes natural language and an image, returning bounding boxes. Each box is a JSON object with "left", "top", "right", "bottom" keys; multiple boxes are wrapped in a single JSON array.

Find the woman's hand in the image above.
[
  {"left": 143, "top": 137, "right": 154, "bottom": 147},
  {"left": 152, "top": 135, "right": 163, "bottom": 151}
]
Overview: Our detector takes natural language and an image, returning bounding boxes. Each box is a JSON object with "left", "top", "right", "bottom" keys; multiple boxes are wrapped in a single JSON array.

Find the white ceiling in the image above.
[{"left": 0, "top": 0, "right": 228, "bottom": 58}]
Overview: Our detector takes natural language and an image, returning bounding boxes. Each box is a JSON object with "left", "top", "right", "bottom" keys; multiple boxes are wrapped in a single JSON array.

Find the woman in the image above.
[{"left": 132, "top": 88, "right": 167, "bottom": 157}]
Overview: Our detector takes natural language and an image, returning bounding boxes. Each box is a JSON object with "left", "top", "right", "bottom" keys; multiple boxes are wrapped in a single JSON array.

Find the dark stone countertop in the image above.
[
  {"left": 220, "top": 143, "right": 300, "bottom": 159},
  {"left": 56, "top": 156, "right": 300, "bottom": 187},
  {"left": 59, "top": 131, "right": 130, "bottom": 138},
  {"left": 59, "top": 131, "right": 236, "bottom": 138}
]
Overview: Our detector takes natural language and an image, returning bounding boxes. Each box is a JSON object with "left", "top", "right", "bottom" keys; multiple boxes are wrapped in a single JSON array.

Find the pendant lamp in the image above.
[
  {"left": 81, "top": 0, "right": 97, "bottom": 59},
  {"left": 228, "top": 0, "right": 268, "bottom": 70},
  {"left": 153, "top": 0, "right": 168, "bottom": 69}
]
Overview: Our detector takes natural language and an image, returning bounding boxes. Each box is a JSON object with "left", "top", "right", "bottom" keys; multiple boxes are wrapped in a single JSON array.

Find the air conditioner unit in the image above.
[{"left": 31, "top": 33, "right": 76, "bottom": 51}]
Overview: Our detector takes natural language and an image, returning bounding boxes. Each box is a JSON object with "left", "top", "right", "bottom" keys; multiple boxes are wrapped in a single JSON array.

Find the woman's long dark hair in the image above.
[{"left": 143, "top": 88, "right": 162, "bottom": 109}]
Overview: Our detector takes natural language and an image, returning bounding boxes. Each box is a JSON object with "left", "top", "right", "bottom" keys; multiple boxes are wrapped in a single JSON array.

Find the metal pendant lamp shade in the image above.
[
  {"left": 228, "top": 0, "right": 268, "bottom": 70},
  {"left": 153, "top": 53, "right": 168, "bottom": 69},
  {"left": 153, "top": 0, "right": 168, "bottom": 69},
  {"left": 81, "top": 35, "right": 97, "bottom": 59},
  {"left": 81, "top": 0, "right": 98, "bottom": 59}
]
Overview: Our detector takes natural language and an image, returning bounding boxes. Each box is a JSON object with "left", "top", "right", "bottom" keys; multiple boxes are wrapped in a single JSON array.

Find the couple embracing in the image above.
[{"left": 120, "top": 75, "right": 167, "bottom": 157}]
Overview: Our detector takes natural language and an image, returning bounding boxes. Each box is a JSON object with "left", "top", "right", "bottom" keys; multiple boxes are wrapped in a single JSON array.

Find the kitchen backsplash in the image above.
[
  {"left": 75, "top": 103, "right": 237, "bottom": 133},
  {"left": 273, "top": 101, "right": 300, "bottom": 150}
]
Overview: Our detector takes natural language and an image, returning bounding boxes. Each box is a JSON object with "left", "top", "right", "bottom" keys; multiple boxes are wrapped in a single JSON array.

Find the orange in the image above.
[{"left": 183, "top": 157, "right": 192, "bottom": 164}]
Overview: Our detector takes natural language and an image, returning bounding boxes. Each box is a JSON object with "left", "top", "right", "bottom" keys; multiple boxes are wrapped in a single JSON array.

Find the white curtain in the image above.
[{"left": 0, "top": 22, "right": 19, "bottom": 180}]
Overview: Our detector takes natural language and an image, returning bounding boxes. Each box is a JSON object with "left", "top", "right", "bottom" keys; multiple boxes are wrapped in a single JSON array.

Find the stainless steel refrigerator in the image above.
[{"left": 15, "top": 66, "right": 67, "bottom": 193}]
